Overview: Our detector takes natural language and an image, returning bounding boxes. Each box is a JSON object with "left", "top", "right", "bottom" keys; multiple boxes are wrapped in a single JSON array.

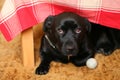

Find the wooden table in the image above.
[{"left": 22, "top": 28, "right": 34, "bottom": 68}]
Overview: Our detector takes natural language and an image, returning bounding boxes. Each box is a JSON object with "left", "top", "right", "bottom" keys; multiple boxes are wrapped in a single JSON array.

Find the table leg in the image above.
[{"left": 21, "top": 28, "right": 34, "bottom": 68}]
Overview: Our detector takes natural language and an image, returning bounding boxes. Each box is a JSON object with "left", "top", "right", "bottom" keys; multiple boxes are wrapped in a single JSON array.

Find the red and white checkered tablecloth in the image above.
[{"left": 0, "top": 0, "right": 120, "bottom": 41}]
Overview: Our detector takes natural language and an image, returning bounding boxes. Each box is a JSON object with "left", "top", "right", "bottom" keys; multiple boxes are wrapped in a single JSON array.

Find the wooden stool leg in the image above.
[{"left": 21, "top": 28, "right": 34, "bottom": 68}]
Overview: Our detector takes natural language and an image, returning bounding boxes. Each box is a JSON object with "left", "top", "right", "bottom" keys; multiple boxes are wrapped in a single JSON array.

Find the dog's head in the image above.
[{"left": 43, "top": 12, "right": 91, "bottom": 56}]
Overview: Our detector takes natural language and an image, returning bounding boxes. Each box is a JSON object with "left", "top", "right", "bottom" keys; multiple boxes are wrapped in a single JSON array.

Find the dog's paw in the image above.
[
  {"left": 97, "top": 48, "right": 113, "bottom": 56},
  {"left": 35, "top": 65, "right": 50, "bottom": 75}
]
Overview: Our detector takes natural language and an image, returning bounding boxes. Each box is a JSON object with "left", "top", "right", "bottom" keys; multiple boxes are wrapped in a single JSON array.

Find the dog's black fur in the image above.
[{"left": 35, "top": 12, "right": 120, "bottom": 75}]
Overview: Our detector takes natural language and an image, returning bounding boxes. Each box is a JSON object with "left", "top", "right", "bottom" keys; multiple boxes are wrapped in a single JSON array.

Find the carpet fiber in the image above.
[{"left": 0, "top": 24, "right": 120, "bottom": 80}]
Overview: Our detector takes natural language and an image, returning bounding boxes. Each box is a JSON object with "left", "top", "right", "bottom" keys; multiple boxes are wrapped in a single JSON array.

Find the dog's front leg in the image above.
[{"left": 35, "top": 52, "right": 52, "bottom": 75}]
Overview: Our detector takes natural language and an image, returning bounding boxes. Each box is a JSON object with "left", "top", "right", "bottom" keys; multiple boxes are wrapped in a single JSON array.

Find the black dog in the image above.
[{"left": 35, "top": 12, "right": 120, "bottom": 75}]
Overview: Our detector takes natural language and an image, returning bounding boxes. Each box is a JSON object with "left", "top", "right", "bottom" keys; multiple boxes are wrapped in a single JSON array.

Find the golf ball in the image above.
[{"left": 86, "top": 58, "right": 97, "bottom": 69}]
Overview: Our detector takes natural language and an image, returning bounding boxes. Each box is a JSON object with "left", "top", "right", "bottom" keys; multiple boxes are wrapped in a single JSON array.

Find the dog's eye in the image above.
[
  {"left": 57, "top": 28, "right": 64, "bottom": 34},
  {"left": 75, "top": 28, "right": 81, "bottom": 33}
]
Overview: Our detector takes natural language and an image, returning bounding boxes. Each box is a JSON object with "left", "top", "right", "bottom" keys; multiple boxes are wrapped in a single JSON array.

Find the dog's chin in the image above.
[{"left": 62, "top": 51, "right": 78, "bottom": 57}]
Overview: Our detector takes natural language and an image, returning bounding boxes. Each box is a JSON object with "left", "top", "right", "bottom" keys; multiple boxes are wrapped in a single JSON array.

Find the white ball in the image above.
[{"left": 86, "top": 58, "right": 97, "bottom": 69}]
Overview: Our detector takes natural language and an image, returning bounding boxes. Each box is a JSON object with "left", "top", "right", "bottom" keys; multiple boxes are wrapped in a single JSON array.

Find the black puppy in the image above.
[{"left": 35, "top": 12, "right": 120, "bottom": 75}]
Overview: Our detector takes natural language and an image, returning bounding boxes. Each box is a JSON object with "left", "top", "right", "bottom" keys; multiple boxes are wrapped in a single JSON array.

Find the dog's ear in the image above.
[
  {"left": 84, "top": 19, "right": 91, "bottom": 32},
  {"left": 43, "top": 15, "right": 54, "bottom": 32}
]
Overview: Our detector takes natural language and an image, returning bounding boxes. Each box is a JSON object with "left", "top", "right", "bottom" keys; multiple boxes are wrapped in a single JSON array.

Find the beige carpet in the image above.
[{"left": 0, "top": 24, "right": 120, "bottom": 80}]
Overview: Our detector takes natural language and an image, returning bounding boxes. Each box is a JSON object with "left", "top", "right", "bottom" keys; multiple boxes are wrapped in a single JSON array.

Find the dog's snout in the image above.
[{"left": 64, "top": 39, "right": 75, "bottom": 52}]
